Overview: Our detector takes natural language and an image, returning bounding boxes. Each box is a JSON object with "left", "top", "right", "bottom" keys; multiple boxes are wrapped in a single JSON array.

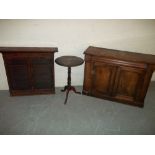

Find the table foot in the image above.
[
  {"left": 61, "top": 85, "right": 68, "bottom": 92},
  {"left": 64, "top": 89, "right": 70, "bottom": 104},
  {"left": 70, "top": 86, "right": 81, "bottom": 94},
  {"left": 62, "top": 86, "right": 81, "bottom": 104}
]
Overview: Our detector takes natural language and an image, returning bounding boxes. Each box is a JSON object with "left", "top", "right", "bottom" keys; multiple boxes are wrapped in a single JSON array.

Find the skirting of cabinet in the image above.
[
  {"left": 10, "top": 89, "right": 55, "bottom": 96},
  {"left": 82, "top": 91, "right": 144, "bottom": 107}
]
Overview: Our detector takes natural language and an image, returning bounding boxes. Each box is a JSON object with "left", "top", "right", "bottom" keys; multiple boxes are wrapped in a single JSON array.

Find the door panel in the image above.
[
  {"left": 113, "top": 66, "right": 146, "bottom": 102},
  {"left": 7, "top": 64, "right": 31, "bottom": 90},
  {"left": 92, "top": 62, "right": 116, "bottom": 96},
  {"left": 31, "top": 58, "right": 54, "bottom": 90}
]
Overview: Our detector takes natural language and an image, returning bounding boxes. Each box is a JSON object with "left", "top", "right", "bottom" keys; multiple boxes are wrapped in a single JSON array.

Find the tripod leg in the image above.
[
  {"left": 64, "top": 89, "right": 70, "bottom": 104},
  {"left": 61, "top": 85, "right": 68, "bottom": 92},
  {"left": 71, "top": 86, "right": 81, "bottom": 94}
]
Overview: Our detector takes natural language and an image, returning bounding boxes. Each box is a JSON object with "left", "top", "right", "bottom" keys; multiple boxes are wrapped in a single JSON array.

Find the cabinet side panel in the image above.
[
  {"left": 2, "top": 54, "right": 14, "bottom": 94},
  {"left": 83, "top": 57, "right": 92, "bottom": 95},
  {"left": 139, "top": 67, "right": 153, "bottom": 102}
]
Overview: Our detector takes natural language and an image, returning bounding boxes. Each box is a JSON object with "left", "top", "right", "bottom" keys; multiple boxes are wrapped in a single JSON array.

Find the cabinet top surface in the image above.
[
  {"left": 0, "top": 47, "right": 58, "bottom": 53},
  {"left": 84, "top": 46, "right": 155, "bottom": 65}
]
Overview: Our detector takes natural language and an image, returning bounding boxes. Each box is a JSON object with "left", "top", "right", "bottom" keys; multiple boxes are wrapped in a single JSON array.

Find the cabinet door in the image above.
[
  {"left": 112, "top": 66, "right": 146, "bottom": 103},
  {"left": 6, "top": 58, "right": 31, "bottom": 90},
  {"left": 91, "top": 62, "right": 117, "bottom": 97},
  {"left": 31, "top": 56, "right": 54, "bottom": 90}
]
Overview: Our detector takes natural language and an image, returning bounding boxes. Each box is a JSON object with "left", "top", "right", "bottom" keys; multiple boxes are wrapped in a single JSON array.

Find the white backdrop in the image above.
[{"left": 0, "top": 19, "right": 155, "bottom": 90}]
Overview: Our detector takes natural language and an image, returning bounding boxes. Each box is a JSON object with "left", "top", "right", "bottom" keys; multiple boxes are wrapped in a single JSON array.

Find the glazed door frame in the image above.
[
  {"left": 31, "top": 54, "right": 54, "bottom": 91},
  {"left": 3, "top": 54, "right": 32, "bottom": 94}
]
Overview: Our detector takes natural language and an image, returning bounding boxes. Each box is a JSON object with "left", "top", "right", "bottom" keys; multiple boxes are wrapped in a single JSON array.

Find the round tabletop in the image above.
[{"left": 55, "top": 56, "right": 84, "bottom": 67}]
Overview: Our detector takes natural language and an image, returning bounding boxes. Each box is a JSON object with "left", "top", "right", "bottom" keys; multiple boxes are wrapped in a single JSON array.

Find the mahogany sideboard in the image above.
[
  {"left": 83, "top": 46, "right": 155, "bottom": 107},
  {"left": 0, "top": 47, "right": 58, "bottom": 96}
]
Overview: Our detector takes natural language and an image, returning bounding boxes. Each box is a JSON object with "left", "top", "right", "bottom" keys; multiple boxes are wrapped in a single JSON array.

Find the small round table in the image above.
[{"left": 55, "top": 56, "right": 84, "bottom": 104}]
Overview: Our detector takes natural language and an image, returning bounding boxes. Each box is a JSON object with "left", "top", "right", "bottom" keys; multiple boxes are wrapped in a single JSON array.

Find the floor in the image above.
[{"left": 0, "top": 83, "right": 155, "bottom": 135}]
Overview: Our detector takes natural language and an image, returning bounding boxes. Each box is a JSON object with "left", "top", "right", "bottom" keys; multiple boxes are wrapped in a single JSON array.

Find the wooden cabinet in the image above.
[
  {"left": 0, "top": 47, "right": 58, "bottom": 96},
  {"left": 83, "top": 46, "right": 155, "bottom": 107}
]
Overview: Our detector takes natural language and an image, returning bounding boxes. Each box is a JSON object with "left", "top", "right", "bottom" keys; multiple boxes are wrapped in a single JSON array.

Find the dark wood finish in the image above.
[
  {"left": 0, "top": 47, "right": 57, "bottom": 52},
  {"left": 83, "top": 46, "right": 155, "bottom": 107},
  {"left": 55, "top": 56, "right": 84, "bottom": 67},
  {"left": 0, "top": 47, "right": 58, "bottom": 96},
  {"left": 55, "top": 56, "right": 84, "bottom": 104}
]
